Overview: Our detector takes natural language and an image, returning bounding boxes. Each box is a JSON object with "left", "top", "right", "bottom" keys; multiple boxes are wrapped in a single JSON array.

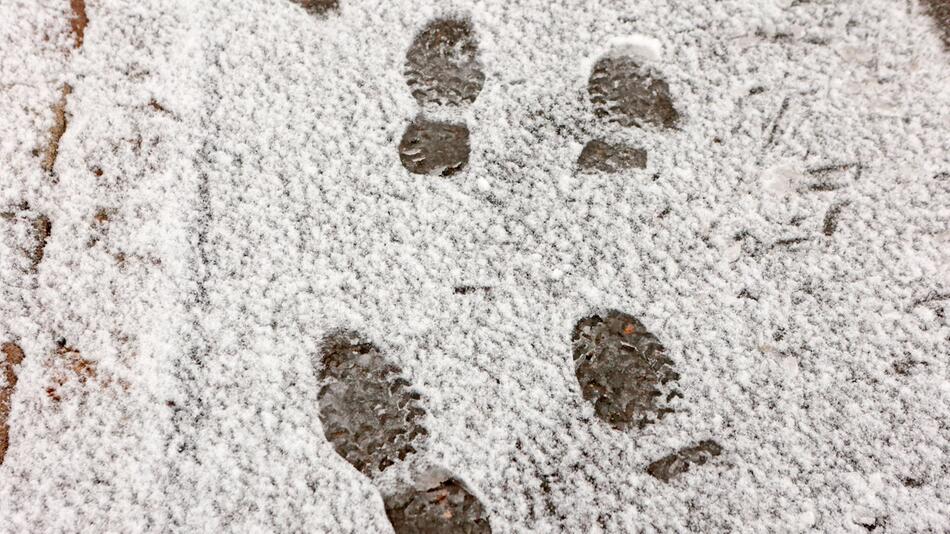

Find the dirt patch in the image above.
[
  {"left": 316, "top": 331, "right": 428, "bottom": 476},
  {"left": 572, "top": 310, "right": 679, "bottom": 430},
  {"left": 588, "top": 55, "right": 679, "bottom": 129},
  {"left": 384, "top": 477, "right": 492, "bottom": 533},
  {"left": 646, "top": 440, "right": 723, "bottom": 482},
  {"left": 399, "top": 118, "right": 470, "bottom": 176},
  {"left": 41, "top": 84, "right": 72, "bottom": 174},
  {"left": 1, "top": 343, "right": 25, "bottom": 465},
  {"left": 577, "top": 139, "right": 647, "bottom": 173},
  {"left": 405, "top": 18, "right": 484, "bottom": 106}
]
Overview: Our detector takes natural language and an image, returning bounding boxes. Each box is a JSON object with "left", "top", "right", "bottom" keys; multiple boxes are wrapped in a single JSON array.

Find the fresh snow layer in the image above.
[{"left": 1, "top": 0, "right": 949, "bottom": 532}]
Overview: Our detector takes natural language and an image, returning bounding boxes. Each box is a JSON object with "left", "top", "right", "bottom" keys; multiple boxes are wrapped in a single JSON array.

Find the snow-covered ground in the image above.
[{"left": 1, "top": 0, "right": 948, "bottom": 532}]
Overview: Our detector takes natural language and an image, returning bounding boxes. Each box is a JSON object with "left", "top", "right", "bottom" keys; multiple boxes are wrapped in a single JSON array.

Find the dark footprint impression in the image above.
[
  {"left": 316, "top": 330, "right": 492, "bottom": 532},
  {"left": 577, "top": 51, "right": 680, "bottom": 172},
  {"left": 572, "top": 311, "right": 724, "bottom": 481},
  {"left": 400, "top": 18, "right": 484, "bottom": 176},
  {"left": 572, "top": 310, "right": 679, "bottom": 430}
]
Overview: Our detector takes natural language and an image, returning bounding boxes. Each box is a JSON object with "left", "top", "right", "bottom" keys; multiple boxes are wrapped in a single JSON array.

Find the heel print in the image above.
[{"left": 399, "top": 17, "right": 484, "bottom": 177}]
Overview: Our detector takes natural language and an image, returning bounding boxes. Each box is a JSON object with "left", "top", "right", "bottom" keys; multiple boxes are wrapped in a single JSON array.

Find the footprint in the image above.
[
  {"left": 1, "top": 342, "right": 25, "bottom": 465},
  {"left": 587, "top": 54, "right": 679, "bottom": 129},
  {"left": 399, "top": 17, "right": 483, "bottom": 176},
  {"left": 317, "top": 330, "right": 428, "bottom": 475},
  {"left": 576, "top": 47, "right": 678, "bottom": 173},
  {"left": 384, "top": 475, "right": 492, "bottom": 534},
  {"left": 315, "top": 330, "right": 493, "bottom": 531},
  {"left": 398, "top": 118, "right": 471, "bottom": 177},
  {"left": 577, "top": 139, "right": 647, "bottom": 173},
  {"left": 571, "top": 310, "right": 679, "bottom": 430},
  {"left": 646, "top": 440, "right": 723, "bottom": 482},
  {"left": 405, "top": 18, "right": 485, "bottom": 107}
]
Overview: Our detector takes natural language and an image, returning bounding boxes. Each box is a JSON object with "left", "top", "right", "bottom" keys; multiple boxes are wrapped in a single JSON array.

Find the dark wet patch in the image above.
[
  {"left": 572, "top": 310, "right": 679, "bottom": 430},
  {"left": 922, "top": 0, "right": 950, "bottom": 50},
  {"left": 646, "top": 440, "right": 723, "bottom": 482},
  {"left": 316, "top": 330, "right": 427, "bottom": 476},
  {"left": 577, "top": 139, "right": 647, "bottom": 173},
  {"left": 291, "top": 0, "right": 338, "bottom": 16},
  {"left": 1, "top": 343, "right": 25, "bottom": 465},
  {"left": 405, "top": 18, "right": 485, "bottom": 106},
  {"left": 384, "top": 476, "right": 492, "bottom": 534},
  {"left": 588, "top": 55, "right": 679, "bottom": 129},
  {"left": 399, "top": 118, "right": 470, "bottom": 176}
]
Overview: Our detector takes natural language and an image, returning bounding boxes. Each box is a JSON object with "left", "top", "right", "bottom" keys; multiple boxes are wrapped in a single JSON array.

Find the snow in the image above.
[{"left": 1, "top": 0, "right": 949, "bottom": 532}]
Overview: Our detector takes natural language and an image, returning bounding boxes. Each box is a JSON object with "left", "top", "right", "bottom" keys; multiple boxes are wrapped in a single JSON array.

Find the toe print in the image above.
[
  {"left": 577, "top": 139, "right": 647, "bottom": 173},
  {"left": 588, "top": 54, "right": 679, "bottom": 129},
  {"left": 384, "top": 476, "right": 492, "bottom": 534},
  {"left": 399, "top": 17, "right": 482, "bottom": 176},
  {"left": 315, "top": 331, "right": 492, "bottom": 531},
  {"left": 316, "top": 330, "right": 428, "bottom": 476},
  {"left": 646, "top": 440, "right": 723, "bottom": 482},
  {"left": 1, "top": 342, "right": 25, "bottom": 465},
  {"left": 572, "top": 310, "right": 679, "bottom": 430},
  {"left": 399, "top": 118, "right": 471, "bottom": 177},
  {"left": 405, "top": 18, "right": 485, "bottom": 107}
]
